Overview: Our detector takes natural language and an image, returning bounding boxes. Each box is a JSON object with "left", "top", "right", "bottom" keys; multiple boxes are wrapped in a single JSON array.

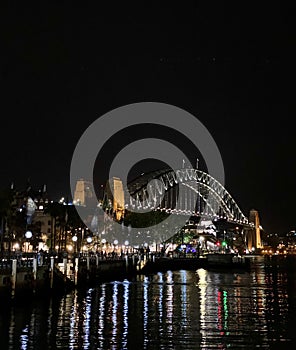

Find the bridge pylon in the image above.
[{"left": 246, "top": 209, "right": 262, "bottom": 251}]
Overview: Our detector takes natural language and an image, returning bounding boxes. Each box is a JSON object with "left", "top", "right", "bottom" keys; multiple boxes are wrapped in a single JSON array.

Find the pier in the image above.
[
  {"left": 0, "top": 252, "right": 141, "bottom": 298},
  {"left": 1, "top": 251, "right": 251, "bottom": 299}
]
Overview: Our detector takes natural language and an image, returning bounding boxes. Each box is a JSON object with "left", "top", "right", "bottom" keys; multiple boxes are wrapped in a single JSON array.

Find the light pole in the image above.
[
  {"left": 124, "top": 240, "right": 129, "bottom": 254},
  {"left": 98, "top": 230, "right": 102, "bottom": 253},
  {"left": 72, "top": 234, "right": 78, "bottom": 285},
  {"left": 86, "top": 236, "right": 93, "bottom": 255},
  {"left": 78, "top": 227, "right": 83, "bottom": 254},
  {"left": 113, "top": 239, "right": 118, "bottom": 257},
  {"left": 85, "top": 236, "right": 92, "bottom": 275},
  {"left": 25, "top": 230, "right": 32, "bottom": 254},
  {"left": 72, "top": 235, "right": 78, "bottom": 255}
]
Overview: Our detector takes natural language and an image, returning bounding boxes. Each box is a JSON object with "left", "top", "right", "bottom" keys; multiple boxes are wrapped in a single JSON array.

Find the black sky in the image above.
[{"left": 1, "top": 2, "right": 295, "bottom": 234}]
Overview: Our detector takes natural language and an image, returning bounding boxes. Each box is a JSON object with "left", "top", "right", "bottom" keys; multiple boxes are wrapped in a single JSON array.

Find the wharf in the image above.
[
  {"left": 0, "top": 253, "right": 139, "bottom": 299},
  {"left": 1, "top": 252, "right": 251, "bottom": 300}
]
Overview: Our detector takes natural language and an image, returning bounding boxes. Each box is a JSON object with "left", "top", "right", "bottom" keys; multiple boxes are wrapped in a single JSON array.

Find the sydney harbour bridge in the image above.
[{"left": 99, "top": 167, "right": 262, "bottom": 252}]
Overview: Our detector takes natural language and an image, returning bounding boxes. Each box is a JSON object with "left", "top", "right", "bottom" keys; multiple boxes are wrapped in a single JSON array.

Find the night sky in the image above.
[{"left": 1, "top": 3, "right": 295, "bottom": 235}]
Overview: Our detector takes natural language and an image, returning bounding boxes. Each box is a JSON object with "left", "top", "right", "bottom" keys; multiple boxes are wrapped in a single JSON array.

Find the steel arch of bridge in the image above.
[{"left": 127, "top": 168, "right": 250, "bottom": 226}]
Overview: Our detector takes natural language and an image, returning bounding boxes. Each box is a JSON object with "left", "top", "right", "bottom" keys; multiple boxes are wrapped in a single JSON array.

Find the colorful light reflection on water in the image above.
[{"left": 1, "top": 256, "right": 296, "bottom": 349}]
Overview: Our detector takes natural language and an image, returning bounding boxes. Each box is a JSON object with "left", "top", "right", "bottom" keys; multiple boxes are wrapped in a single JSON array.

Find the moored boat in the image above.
[{"left": 206, "top": 253, "right": 250, "bottom": 270}]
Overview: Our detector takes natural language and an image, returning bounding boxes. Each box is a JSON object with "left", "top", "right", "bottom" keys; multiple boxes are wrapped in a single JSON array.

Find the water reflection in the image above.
[{"left": 0, "top": 256, "right": 296, "bottom": 349}]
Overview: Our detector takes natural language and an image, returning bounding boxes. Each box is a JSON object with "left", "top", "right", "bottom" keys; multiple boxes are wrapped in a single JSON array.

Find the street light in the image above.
[
  {"left": 113, "top": 239, "right": 118, "bottom": 255},
  {"left": 124, "top": 240, "right": 129, "bottom": 254},
  {"left": 72, "top": 235, "right": 78, "bottom": 255},
  {"left": 25, "top": 230, "right": 32, "bottom": 239},
  {"left": 101, "top": 238, "right": 107, "bottom": 254},
  {"left": 25, "top": 230, "right": 33, "bottom": 254}
]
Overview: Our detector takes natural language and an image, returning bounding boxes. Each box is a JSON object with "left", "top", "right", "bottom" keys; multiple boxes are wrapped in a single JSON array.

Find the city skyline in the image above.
[{"left": 1, "top": 3, "right": 295, "bottom": 235}]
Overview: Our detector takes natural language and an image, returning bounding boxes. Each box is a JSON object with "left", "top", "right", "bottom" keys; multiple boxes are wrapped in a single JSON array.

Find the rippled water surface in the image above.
[{"left": 1, "top": 256, "right": 296, "bottom": 349}]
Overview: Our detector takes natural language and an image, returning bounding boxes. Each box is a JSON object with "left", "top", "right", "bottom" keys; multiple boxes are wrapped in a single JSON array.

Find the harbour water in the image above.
[{"left": 0, "top": 255, "right": 295, "bottom": 349}]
